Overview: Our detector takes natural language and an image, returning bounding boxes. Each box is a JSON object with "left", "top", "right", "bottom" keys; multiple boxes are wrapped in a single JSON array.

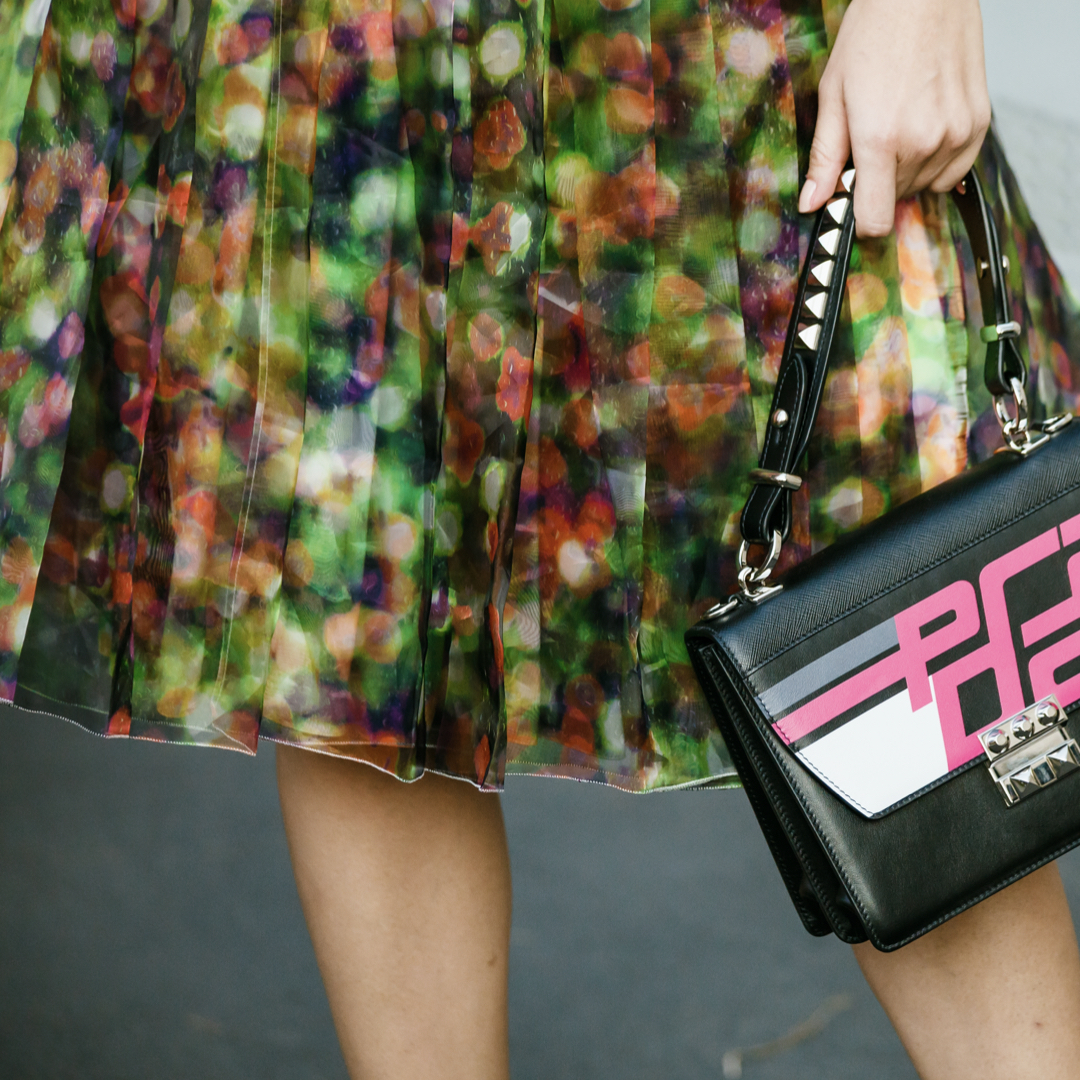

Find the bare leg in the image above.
[
  {"left": 276, "top": 745, "right": 511, "bottom": 1080},
  {"left": 855, "top": 863, "right": 1080, "bottom": 1080}
]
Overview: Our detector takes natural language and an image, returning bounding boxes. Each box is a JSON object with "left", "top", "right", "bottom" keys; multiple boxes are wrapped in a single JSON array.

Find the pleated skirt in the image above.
[{"left": 0, "top": 0, "right": 1076, "bottom": 789}]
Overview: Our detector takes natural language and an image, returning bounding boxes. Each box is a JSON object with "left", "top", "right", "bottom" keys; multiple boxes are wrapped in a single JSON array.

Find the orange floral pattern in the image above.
[
  {"left": 474, "top": 99, "right": 527, "bottom": 171},
  {"left": 0, "top": 0, "right": 1077, "bottom": 794}
]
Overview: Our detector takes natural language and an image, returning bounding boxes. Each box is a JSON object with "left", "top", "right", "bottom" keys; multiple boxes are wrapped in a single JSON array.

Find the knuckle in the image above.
[
  {"left": 854, "top": 194, "right": 894, "bottom": 238},
  {"left": 911, "top": 123, "right": 946, "bottom": 160},
  {"left": 853, "top": 127, "right": 895, "bottom": 160},
  {"left": 944, "top": 119, "right": 970, "bottom": 151}
]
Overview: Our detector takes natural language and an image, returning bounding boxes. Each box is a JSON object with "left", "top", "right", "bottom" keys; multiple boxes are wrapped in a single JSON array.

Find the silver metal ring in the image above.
[
  {"left": 737, "top": 529, "right": 783, "bottom": 590},
  {"left": 994, "top": 376, "right": 1030, "bottom": 448},
  {"left": 701, "top": 528, "right": 785, "bottom": 617}
]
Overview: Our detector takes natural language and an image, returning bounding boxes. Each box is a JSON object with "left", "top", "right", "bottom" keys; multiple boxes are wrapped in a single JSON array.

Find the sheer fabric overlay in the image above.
[{"left": 0, "top": 0, "right": 1077, "bottom": 789}]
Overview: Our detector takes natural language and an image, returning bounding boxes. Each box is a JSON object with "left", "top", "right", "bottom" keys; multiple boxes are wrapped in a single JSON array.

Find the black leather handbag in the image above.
[{"left": 685, "top": 167, "right": 1080, "bottom": 951}]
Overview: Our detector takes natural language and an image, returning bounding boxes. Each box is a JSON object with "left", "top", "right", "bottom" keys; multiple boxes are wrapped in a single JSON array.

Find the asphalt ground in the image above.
[
  {"left": 3, "top": 4, "right": 1080, "bottom": 1076},
  {"left": 0, "top": 717, "right": 919, "bottom": 1080},
  {"left": 6, "top": 715, "right": 1080, "bottom": 1080}
]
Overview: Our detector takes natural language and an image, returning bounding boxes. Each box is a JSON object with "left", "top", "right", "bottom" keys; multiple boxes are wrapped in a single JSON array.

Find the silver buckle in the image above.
[
  {"left": 748, "top": 468, "right": 803, "bottom": 491},
  {"left": 979, "top": 320, "right": 1022, "bottom": 343},
  {"left": 979, "top": 697, "right": 1080, "bottom": 806}
]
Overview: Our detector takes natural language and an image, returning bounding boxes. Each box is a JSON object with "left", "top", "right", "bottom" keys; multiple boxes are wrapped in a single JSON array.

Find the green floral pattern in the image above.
[{"left": 0, "top": 0, "right": 1077, "bottom": 790}]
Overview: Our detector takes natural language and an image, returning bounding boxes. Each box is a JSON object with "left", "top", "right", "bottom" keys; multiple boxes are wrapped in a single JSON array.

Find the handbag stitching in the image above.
[
  {"left": 884, "top": 833, "right": 1080, "bottom": 951},
  {"left": 784, "top": 745, "right": 875, "bottom": 817},
  {"left": 746, "top": 359, "right": 803, "bottom": 537},
  {"left": 746, "top": 211, "right": 852, "bottom": 541},
  {"left": 745, "top": 468, "right": 1080, "bottom": 673},
  {"left": 788, "top": 699, "right": 1080, "bottom": 821},
  {"left": 742, "top": 472, "right": 1080, "bottom": 812},
  {"left": 773, "top": 359, "right": 801, "bottom": 467}
]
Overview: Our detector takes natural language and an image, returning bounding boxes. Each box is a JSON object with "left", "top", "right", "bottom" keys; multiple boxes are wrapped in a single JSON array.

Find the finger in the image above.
[
  {"left": 926, "top": 139, "right": 984, "bottom": 194},
  {"left": 850, "top": 140, "right": 897, "bottom": 238},
  {"left": 901, "top": 99, "right": 991, "bottom": 198},
  {"left": 799, "top": 78, "right": 851, "bottom": 214},
  {"left": 900, "top": 129, "right": 985, "bottom": 198},
  {"left": 900, "top": 126, "right": 984, "bottom": 198},
  {"left": 925, "top": 113, "right": 990, "bottom": 194}
]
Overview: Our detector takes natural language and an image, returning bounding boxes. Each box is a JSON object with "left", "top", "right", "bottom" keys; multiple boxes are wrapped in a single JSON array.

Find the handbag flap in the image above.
[{"left": 704, "top": 425, "right": 1080, "bottom": 819}]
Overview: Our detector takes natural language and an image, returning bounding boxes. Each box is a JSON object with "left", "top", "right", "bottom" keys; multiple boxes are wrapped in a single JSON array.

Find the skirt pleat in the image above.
[{"left": 0, "top": 0, "right": 1077, "bottom": 790}]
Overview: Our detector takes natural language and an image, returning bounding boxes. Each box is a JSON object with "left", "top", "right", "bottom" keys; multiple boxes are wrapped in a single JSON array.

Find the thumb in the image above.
[{"left": 800, "top": 81, "right": 851, "bottom": 213}]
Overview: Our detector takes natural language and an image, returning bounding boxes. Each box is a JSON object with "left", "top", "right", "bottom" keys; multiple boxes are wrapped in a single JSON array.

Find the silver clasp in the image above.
[
  {"left": 736, "top": 528, "right": 784, "bottom": 604},
  {"left": 993, "top": 376, "right": 1073, "bottom": 456},
  {"left": 702, "top": 528, "right": 784, "bottom": 620},
  {"left": 979, "top": 697, "right": 1080, "bottom": 806},
  {"left": 994, "top": 377, "right": 1048, "bottom": 456}
]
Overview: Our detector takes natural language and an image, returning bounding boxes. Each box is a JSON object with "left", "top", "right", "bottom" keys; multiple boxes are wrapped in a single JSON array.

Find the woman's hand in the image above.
[{"left": 798, "top": 0, "right": 992, "bottom": 238}]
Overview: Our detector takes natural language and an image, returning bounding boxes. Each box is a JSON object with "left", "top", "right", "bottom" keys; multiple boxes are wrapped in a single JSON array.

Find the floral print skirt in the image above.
[{"left": 0, "top": 0, "right": 1077, "bottom": 791}]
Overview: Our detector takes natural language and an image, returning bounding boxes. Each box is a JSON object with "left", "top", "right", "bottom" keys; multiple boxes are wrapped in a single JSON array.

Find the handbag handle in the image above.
[{"left": 717, "top": 168, "right": 1071, "bottom": 615}]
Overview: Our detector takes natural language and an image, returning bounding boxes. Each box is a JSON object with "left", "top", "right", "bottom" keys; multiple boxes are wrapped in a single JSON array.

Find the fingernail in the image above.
[{"left": 798, "top": 179, "right": 816, "bottom": 213}]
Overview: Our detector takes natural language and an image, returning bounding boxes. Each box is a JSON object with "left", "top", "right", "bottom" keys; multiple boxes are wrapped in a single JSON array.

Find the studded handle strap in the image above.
[
  {"left": 740, "top": 168, "right": 859, "bottom": 547},
  {"left": 739, "top": 168, "right": 1026, "bottom": 549}
]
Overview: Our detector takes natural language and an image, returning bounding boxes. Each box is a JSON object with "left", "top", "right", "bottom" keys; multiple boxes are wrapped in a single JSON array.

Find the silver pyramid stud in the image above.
[
  {"left": 826, "top": 197, "right": 849, "bottom": 224},
  {"left": 808, "top": 260, "right": 834, "bottom": 287},
  {"left": 817, "top": 229, "right": 840, "bottom": 256},
  {"left": 1011, "top": 767, "right": 1036, "bottom": 797},
  {"left": 802, "top": 291, "right": 827, "bottom": 319},
  {"left": 838, "top": 168, "right": 856, "bottom": 193},
  {"left": 797, "top": 323, "right": 822, "bottom": 350},
  {"left": 1033, "top": 760, "right": 1056, "bottom": 785},
  {"left": 1048, "top": 745, "right": 1079, "bottom": 774}
]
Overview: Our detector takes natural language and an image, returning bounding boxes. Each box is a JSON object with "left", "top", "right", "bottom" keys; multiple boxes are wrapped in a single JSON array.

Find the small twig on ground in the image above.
[{"left": 720, "top": 992, "right": 853, "bottom": 1079}]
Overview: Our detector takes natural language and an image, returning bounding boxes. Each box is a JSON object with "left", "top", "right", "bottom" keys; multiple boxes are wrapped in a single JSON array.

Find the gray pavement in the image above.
[
  {"left": 6, "top": 712, "right": 1080, "bottom": 1080},
  {"left": 4, "top": 7, "right": 1080, "bottom": 1078},
  {"left": 0, "top": 715, "right": 919, "bottom": 1080}
]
